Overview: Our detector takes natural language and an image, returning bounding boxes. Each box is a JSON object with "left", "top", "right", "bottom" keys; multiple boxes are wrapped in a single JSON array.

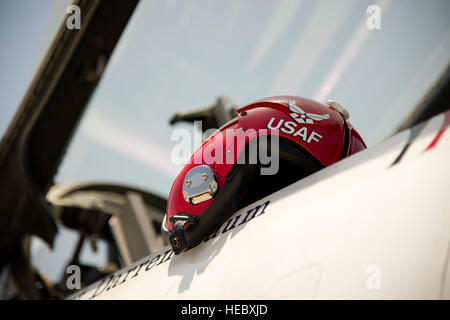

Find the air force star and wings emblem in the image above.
[
  {"left": 265, "top": 100, "right": 330, "bottom": 144},
  {"left": 288, "top": 101, "right": 330, "bottom": 124}
]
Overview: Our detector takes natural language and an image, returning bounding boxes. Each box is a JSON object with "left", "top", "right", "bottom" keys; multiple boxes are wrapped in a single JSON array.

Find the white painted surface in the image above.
[{"left": 71, "top": 112, "right": 450, "bottom": 300}]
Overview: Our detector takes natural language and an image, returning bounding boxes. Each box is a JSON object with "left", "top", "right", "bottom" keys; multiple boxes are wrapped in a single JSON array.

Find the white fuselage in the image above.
[{"left": 71, "top": 111, "right": 450, "bottom": 300}]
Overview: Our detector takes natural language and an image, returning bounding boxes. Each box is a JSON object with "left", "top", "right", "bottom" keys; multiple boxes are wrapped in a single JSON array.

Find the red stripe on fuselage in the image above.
[{"left": 424, "top": 111, "right": 450, "bottom": 152}]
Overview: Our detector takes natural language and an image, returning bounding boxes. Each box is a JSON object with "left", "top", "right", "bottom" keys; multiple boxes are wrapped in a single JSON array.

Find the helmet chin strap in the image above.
[{"left": 169, "top": 162, "right": 259, "bottom": 255}]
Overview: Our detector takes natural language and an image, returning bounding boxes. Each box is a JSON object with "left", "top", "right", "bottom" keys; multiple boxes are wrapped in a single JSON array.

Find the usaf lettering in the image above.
[{"left": 267, "top": 118, "right": 323, "bottom": 143}]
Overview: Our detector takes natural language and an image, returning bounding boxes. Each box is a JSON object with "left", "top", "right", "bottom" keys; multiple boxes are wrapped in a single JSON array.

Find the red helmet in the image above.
[{"left": 163, "top": 96, "right": 366, "bottom": 254}]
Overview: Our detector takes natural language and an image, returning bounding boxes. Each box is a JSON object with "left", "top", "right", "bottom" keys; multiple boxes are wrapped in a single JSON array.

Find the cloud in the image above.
[
  {"left": 270, "top": 0, "right": 356, "bottom": 96},
  {"left": 81, "top": 110, "right": 182, "bottom": 178},
  {"left": 246, "top": 0, "right": 304, "bottom": 73},
  {"left": 366, "top": 27, "right": 450, "bottom": 143},
  {"left": 313, "top": 0, "right": 392, "bottom": 102}
]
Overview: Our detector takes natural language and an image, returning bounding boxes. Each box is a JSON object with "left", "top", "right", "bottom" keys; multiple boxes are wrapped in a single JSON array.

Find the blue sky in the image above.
[
  {"left": 56, "top": 0, "right": 450, "bottom": 198},
  {"left": 1, "top": 0, "right": 449, "bottom": 202},
  {"left": 1, "top": 0, "right": 449, "bottom": 283},
  {"left": 0, "top": 0, "right": 51, "bottom": 136}
]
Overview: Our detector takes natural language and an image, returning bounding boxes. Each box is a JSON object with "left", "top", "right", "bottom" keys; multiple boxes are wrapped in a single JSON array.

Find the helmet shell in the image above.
[{"left": 165, "top": 96, "right": 366, "bottom": 231}]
